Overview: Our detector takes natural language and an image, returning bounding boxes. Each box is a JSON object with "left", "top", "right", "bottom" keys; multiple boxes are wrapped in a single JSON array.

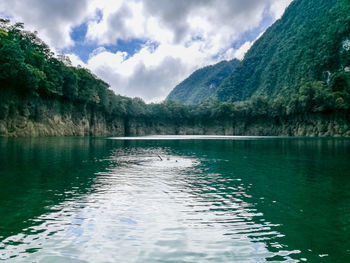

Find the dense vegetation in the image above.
[
  {"left": 217, "top": 0, "right": 350, "bottom": 103},
  {"left": 0, "top": 19, "right": 140, "bottom": 119},
  {"left": 166, "top": 59, "right": 239, "bottom": 104},
  {"left": 0, "top": 0, "right": 350, "bottom": 137}
]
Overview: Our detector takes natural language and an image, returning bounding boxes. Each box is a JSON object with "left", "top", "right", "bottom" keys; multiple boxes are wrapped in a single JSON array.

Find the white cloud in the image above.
[
  {"left": 224, "top": 41, "right": 255, "bottom": 61},
  {"left": 0, "top": 0, "right": 293, "bottom": 102},
  {"left": 269, "top": 0, "right": 293, "bottom": 20},
  {"left": 66, "top": 54, "right": 86, "bottom": 68},
  {"left": 0, "top": 0, "right": 89, "bottom": 48},
  {"left": 86, "top": 43, "right": 199, "bottom": 101}
]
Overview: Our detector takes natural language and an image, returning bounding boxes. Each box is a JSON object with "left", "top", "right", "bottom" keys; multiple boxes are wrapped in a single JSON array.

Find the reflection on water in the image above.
[{"left": 0, "top": 136, "right": 350, "bottom": 262}]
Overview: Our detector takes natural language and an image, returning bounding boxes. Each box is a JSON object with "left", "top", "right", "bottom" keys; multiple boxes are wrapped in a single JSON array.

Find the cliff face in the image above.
[
  {"left": 126, "top": 114, "right": 350, "bottom": 137},
  {"left": 0, "top": 113, "right": 125, "bottom": 137},
  {"left": 0, "top": 98, "right": 125, "bottom": 137},
  {"left": 1, "top": 112, "right": 349, "bottom": 138},
  {"left": 1, "top": 97, "right": 349, "bottom": 137}
]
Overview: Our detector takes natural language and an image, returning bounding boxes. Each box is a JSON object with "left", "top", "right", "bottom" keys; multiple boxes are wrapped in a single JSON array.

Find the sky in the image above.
[{"left": 0, "top": 0, "right": 292, "bottom": 102}]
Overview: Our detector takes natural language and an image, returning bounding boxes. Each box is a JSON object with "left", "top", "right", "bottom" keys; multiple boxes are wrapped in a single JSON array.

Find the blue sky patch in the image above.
[
  {"left": 65, "top": 21, "right": 147, "bottom": 62},
  {"left": 231, "top": 13, "right": 274, "bottom": 50},
  {"left": 95, "top": 9, "right": 103, "bottom": 23},
  {"left": 110, "top": 38, "right": 146, "bottom": 58},
  {"left": 71, "top": 22, "right": 87, "bottom": 43}
]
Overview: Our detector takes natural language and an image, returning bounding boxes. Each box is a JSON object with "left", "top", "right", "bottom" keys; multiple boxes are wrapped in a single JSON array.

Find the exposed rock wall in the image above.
[
  {"left": 0, "top": 99, "right": 125, "bottom": 137},
  {"left": 124, "top": 114, "right": 350, "bottom": 137},
  {"left": 0, "top": 98, "right": 349, "bottom": 137}
]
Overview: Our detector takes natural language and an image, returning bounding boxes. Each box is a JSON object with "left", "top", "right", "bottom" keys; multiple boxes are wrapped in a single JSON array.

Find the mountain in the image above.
[
  {"left": 166, "top": 59, "right": 239, "bottom": 104},
  {"left": 1, "top": 2, "right": 350, "bottom": 137},
  {"left": 217, "top": 0, "right": 350, "bottom": 101}
]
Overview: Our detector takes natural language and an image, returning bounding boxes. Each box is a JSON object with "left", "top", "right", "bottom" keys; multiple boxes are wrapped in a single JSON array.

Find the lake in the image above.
[{"left": 0, "top": 136, "right": 349, "bottom": 262}]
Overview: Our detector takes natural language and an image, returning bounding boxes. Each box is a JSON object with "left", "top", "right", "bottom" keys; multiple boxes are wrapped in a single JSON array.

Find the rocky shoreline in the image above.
[{"left": 1, "top": 99, "right": 349, "bottom": 137}]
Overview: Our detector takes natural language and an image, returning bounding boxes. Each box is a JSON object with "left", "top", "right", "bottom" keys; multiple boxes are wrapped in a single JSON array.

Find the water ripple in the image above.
[{"left": 2, "top": 137, "right": 349, "bottom": 262}]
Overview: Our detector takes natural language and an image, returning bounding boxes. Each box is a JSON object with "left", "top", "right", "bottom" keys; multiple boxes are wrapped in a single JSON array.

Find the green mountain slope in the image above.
[
  {"left": 217, "top": 0, "right": 350, "bottom": 101},
  {"left": 166, "top": 59, "right": 239, "bottom": 104},
  {"left": 1, "top": 13, "right": 349, "bottom": 137}
]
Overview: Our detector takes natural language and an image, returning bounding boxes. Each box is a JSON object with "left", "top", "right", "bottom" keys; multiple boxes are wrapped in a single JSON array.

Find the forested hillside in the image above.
[
  {"left": 0, "top": 19, "right": 142, "bottom": 118},
  {"left": 167, "top": 59, "right": 239, "bottom": 104},
  {"left": 0, "top": 2, "right": 350, "bottom": 138},
  {"left": 217, "top": 0, "right": 350, "bottom": 102}
]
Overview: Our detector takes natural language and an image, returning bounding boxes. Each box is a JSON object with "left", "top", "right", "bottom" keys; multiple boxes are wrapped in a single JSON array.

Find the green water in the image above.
[{"left": 0, "top": 136, "right": 349, "bottom": 262}]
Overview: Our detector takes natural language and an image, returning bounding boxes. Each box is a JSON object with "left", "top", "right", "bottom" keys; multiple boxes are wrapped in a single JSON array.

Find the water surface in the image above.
[{"left": 0, "top": 136, "right": 349, "bottom": 262}]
